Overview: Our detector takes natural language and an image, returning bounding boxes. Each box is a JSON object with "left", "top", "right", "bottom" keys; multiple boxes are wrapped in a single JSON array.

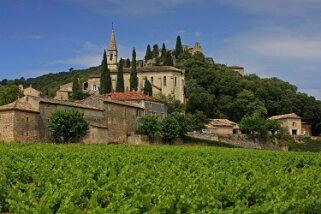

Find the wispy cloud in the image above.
[{"left": 61, "top": 0, "right": 198, "bottom": 16}]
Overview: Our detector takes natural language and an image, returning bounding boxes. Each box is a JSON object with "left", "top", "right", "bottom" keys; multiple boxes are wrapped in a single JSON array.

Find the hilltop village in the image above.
[{"left": 0, "top": 28, "right": 316, "bottom": 146}]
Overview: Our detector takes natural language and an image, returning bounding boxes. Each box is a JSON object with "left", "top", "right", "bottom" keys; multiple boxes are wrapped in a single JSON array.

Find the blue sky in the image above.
[{"left": 1, "top": 0, "right": 321, "bottom": 99}]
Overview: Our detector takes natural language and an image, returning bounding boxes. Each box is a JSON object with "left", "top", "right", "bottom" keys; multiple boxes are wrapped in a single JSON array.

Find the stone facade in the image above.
[
  {"left": 205, "top": 119, "right": 240, "bottom": 136},
  {"left": 0, "top": 95, "right": 143, "bottom": 143},
  {"left": 182, "top": 42, "right": 203, "bottom": 55},
  {"left": 81, "top": 96, "right": 144, "bottom": 143},
  {"left": 227, "top": 66, "right": 245, "bottom": 76},
  {"left": 85, "top": 66, "right": 185, "bottom": 103},
  {"left": 54, "top": 82, "right": 72, "bottom": 101},
  {"left": 269, "top": 113, "right": 310, "bottom": 136},
  {"left": 102, "top": 92, "right": 168, "bottom": 119}
]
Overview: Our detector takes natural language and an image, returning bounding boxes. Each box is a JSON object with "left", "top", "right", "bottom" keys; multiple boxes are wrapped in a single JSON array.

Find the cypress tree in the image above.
[
  {"left": 161, "top": 43, "right": 166, "bottom": 58},
  {"left": 145, "top": 44, "right": 152, "bottom": 61},
  {"left": 143, "top": 77, "right": 153, "bottom": 96},
  {"left": 125, "top": 58, "right": 131, "bottom": 68},
  {"left": 152, "top": 44, "right": 159, "bottom": 58},
  {"left": 130, "top": 48, "right": 138, "bottom": 91},
  {"left": 116, "top": 58, "right": 124, "bottom": 92},
  {"left": 164, "top": 51, "right": 173, "bottom": 66},
  {"left": 175, "top": 35, "right": 183, "bottom": 57},
  {"left": 99, "top": 50, "right": 110, "bottom": 94},
  {"left": 72, "top": 74, "right": 83, "bottom": 100}
]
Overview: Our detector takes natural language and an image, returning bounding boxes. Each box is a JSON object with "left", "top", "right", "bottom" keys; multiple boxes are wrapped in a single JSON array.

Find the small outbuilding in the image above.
[{"left": 206, "top": 119, "right": 240, "bottom": 136}]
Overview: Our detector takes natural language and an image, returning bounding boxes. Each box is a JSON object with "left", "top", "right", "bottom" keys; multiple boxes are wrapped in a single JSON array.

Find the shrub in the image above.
[
  {"left": 137, "top": 115, "right": 160, "bottom": 142},
  {"left": 160, "top": 115, "right": 181, "bottom": 143},
  {"left": 48, "top": 108, "right": 89, "bottom": 143}
]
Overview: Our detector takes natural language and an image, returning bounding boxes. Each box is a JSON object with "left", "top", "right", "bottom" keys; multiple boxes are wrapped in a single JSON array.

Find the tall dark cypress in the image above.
[
  {"left": 130, "top": 48, "right": 138, "bottom": 91},
  {"left": 143, "top": 77, "right": 153, "bottom": 96},
  {"left": 175, "top": 35, "right": 183, "bottom": 57},
  {"left": 145, "top": 44, "right": 152, "bottom": 61},
  {"left": 72, "top": 74, "right": 83, "bottom": 100},
  {"left": 125, "top": 58, "right": 131, "bottom": 68},
  {"left": 152, "top": 44, "right": 159, "bottom": 58},
  {"left": 99, "top": 50, "right": 109, "bottom": 94},
  {"left": 164, "top": 51, "right": 173, "bottom": 66},
  {"left": 116, "top": 58, "right": 124, "bottom": 92},
  {"left": 161, "top": 43, "right": 166, "bottom": 58}
]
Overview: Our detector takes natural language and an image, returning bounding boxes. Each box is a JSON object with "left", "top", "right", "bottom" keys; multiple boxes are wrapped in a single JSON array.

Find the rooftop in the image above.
[
  {"left": 89, "top": 66, "right": 184, "bottom": 78},
  {"left": 227, "top": 65, "right": 244, "bottom": 69},
  {"left": 206, "top": 119, "right": 238, "bottom": 128},
  {"left": 102, "top": 92, "right": 163, "bottom": 103},
  {"left": 0, "top": 100, "right": 39, "bottom": 113},
  {"left": 269, "top": 113, "right": 302, "bottom": 120}
]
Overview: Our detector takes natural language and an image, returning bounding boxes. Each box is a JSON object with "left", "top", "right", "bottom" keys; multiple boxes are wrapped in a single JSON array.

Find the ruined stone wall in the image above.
[
  {"left": 0, "top": 111, "right": 15, "bottom": 142},
  {"left": 13, "top": 111, "right": 42, "bottom": 142}
]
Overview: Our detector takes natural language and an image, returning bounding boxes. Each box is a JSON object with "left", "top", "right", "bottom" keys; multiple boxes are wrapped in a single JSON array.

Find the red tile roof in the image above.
[{"left": 102, "top": 92, "right": 163, "bottom": 103}]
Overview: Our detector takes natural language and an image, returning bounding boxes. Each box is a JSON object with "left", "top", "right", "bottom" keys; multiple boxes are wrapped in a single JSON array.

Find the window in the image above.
[
  {"left": 151, "top": 76, "right": 154, "bottom": 84},
  {"left": 163, "top": 76, "right": 167, "bottom": 86},
  {"left": 92, "top": 85, "right": 97, "bottom": 91},
  {"left": 26, "top": 132, "right": 29, "bottom": 137},
  {"left": 110, "top": 53, "right": 113, "bottom": 61},
  {"left": 83, "top": 82, "right": 88, "bottom": 90},
  {"left": 149, "top": 102, "right": 152, "bottom": 107},
  {"left": 26, "top": 117, "right": 29, "bottom": 122},
  {"left": 174, "top": 77, "right": 177, "bottom": 87},
  {"left": 292, "top": 122, "right": 296, "bottom": 127}
]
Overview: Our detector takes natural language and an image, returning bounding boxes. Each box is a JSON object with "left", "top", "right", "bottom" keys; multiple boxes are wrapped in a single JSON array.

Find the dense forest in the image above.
[{"left": 2, "top": 39, "right": 321, "bottom": 135}]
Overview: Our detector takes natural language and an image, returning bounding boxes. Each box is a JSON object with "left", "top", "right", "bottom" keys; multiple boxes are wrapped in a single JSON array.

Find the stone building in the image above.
[
  {"left": 55, "top": 27, "right": 186, "bottom": 103},
  {"left": 182, "top": 42, "right": 203, "bottom": 55},
  {"left": 0, "top": 95, "right": 143, "bottom": 143},
  {"left": 269, "top": 113, "right": 311, "bottom": 136},
  {"left": 102, "top": 92, "right": 168, "bottom": 119},
  {"left": 227, "top": 66, "right": 245, "bottom": 76},
  {"left": 205, "top": 119, "right": 240, "bottom": 136},
  {"left": 85, "top": 66, "right": 185, "bottom": 103},
  {"left": 19, "top": 85, "right": 41, "bottom": 97}
]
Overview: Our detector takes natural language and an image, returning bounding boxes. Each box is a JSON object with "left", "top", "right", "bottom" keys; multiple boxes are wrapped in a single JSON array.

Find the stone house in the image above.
[
  {"left": 205, "top": 119, "right": 240, "bottom": 136},
  {"left": 80, "top": 95, "right": 144, "bottom": 143},
  {"left": 19, "top": 85, "right": 41, "bottom": 97},
  {"left": 0, "top": 95, "right": 143, "bottom": 143},
  {"left": 101, "top": 92, "right": 168, "bottom": 119},
  {"left": 227, "top": 66, "right": 245, "bottom": 76},
  {"left": 269, "top": 113, "right": 311, "bottom": 136},
  {"left": 54, "top": 82, "right": 73, "bottom": 101}
]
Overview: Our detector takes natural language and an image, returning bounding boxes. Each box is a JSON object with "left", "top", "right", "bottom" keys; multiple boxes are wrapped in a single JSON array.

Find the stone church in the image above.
[{"left": 56, "top": 28, "right": 186, "bottom": 103}]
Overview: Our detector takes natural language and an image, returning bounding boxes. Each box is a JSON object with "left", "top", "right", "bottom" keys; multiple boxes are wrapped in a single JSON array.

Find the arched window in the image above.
[
  {"left": 110, "top": 53, "right": 113, "bottom": 61},
  {"left": 163, "top": 76, "right": 167, "bottom": 86}
]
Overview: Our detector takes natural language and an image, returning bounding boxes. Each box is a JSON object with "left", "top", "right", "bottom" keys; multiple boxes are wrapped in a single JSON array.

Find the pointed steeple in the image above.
[
  {"left": 107, "top": 23, "right": 118, "bottom": 70},
  {"left": 108, "top": 23, "right": 117, "bottom": 51}
]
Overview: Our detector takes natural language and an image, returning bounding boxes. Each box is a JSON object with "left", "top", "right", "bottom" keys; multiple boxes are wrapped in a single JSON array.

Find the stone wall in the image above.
[
  {"left": 0, "top": 111, "right": 14, "bottom": 142},
  {"left": 13, "top": 111, "right": 42, "bottom": 142}
]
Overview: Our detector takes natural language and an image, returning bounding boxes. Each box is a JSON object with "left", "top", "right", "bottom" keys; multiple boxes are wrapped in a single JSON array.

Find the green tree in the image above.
[
  {"left": 164, "top": 51, "right": 173, "bottom": 66},
  {"left": 125, "top": 58, "right": 131, "bottom": 68},
  {"left": 0, "top": 84, "right": 23, "bottom": 105},
  {"left": 239, "top": 114, "right": 268, "bottom": 138},
  {"left": 160, "top": 115, "right": 181, "bottom": 143},
  {"left": 130, "top": 48, "right": 138, "bottom": 91},
  {"left": 137, "top": 115, "right": 160, "bottom": 142},
  {"left": 152, "top": 44, "right": 159, "bottom": 58},
  {"left": 191, "top": 110, "right": 208, "bottom": 131},
  {"left": 71, "top": 74, "right": 83, "bottom": 100},
  {"left": 116, "top": 58, "right": 125, "bottom": 92},
  {"left": 266, "top": 119, "right": 281, "bottom": 136},
  {"left": 161, "top": 43, "right": 166, "bottom": 59},
  {"left": 99, "top": 50, "right": 112, "bottom": 94},
  {"left": 154, "top": 93, "right": 185, "bottom": 113},
  {"left": 48, "top": 108, "right": 89, "bottom": 143},
  {"left": 144, "top": 44, "right": 153, "bottom": 61},
  {"left": 175, "top": 35, "right": 183, "bottom": 57},
  {"left": 171, "top": 112, "right": 193, "bottom": 138},
  {"left": 143, "top": 77, "right": 153, "bottom": 96}
]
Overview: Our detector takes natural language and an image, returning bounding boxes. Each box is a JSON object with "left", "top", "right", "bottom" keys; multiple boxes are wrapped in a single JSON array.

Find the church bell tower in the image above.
[{"left": 107, "top": 24, "right": 118, "bottom": 70}]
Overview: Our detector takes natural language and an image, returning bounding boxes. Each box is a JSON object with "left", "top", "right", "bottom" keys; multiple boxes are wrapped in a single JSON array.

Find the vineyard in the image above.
[{"left": 1, "top": 143, "right": 321, "bottom": 213}]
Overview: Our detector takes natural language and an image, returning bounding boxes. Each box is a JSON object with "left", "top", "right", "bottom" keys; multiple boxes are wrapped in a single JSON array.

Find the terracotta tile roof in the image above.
[
  {"left": 0, "top": 100, "right": 39, "bottom": 113},
  {"left": 206, "top": 119, "right": 238, "bottom": 128},
  {"left": 269, "top": 113, "right": 302, "bottom": 120},
  {"left": 89, "top": 66, "right": 184, "bottom": 78},
  {"left": 102, "top": 92, "right": 163, "bottom": 103},
  {"left": 227, "top": 65, "right": 244, "bottom": 69}
]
